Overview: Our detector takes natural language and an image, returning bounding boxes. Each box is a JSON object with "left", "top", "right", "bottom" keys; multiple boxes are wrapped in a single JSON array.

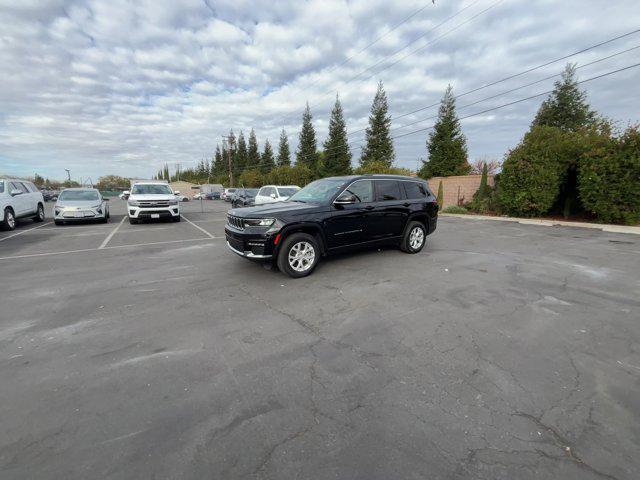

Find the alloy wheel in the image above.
[
  {"left": 288, "top": 241, "right": 316, "bottom": 272},
  {"left": 409, "top": 226, "right": 424, "bottom": 250},
  {"left": 7, "top": 211, "right": 15, "bottom": 229},
  {"left": 38, "top": 205, "right": 44, "bottom": 220}
]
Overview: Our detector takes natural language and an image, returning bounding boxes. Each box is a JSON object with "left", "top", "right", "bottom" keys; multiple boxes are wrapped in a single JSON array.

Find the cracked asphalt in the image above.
[{"left": 1, "top": 200, "right": 639, "bottom": 479}]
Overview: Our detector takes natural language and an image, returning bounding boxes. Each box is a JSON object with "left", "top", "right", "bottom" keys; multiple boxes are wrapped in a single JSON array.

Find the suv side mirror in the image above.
[
  {"left": 174, "top": 191, "right": 180, "bottom": 195},
  {"left": 10, "top": 189, "right": 22, "bottom": 196},
  {"left": 270, "top": 193, "right": 276, "bottom": 199},
  {"left": 123, "top": 190, "right": 130, "bottom": 196},
  {"left": 334, "top": 193, "right": 356, "bottom": 205}
]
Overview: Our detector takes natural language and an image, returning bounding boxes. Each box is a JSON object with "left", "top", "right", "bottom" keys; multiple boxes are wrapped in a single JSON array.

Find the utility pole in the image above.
[
  {"left": 64, "top": 169, "right": 71, "bottom": 184},
  {"left": 222, "top": 135, "right": 234, "bottom": 187}
]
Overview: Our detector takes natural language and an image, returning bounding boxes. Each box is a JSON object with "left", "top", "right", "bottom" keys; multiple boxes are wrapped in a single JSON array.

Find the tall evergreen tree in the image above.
[
  {"left": 360, "top": 81, "right": 394, "bottom": 167},
  {"left": 532, "top": 63, "right": 597, "bottom": 131},
  {"left": 247, "top": 128, "right": 260, "bottom": 168},
  {"left": 212, "top": 145, "right": 225, "bottom": 176},
  {"left": 323, "top": 95, "right": 352, "bottom": 176},
  {"left": 259, "top": 139, "right": 276, "bottom": 174},
  {"left": 277, "top": 128, "right": 291, "bottom": 166},
  {"left": 419, "top": 85, "right": 471, "bottom": 178},
  {"left": 163, "top": 163, "right": 170, "bottom": 180},
  {"left": 235, "top": 131, "right": 248, "bottom": 177},
  {"left": 296, "top": 103, "right": 319, "bottom": 170}
]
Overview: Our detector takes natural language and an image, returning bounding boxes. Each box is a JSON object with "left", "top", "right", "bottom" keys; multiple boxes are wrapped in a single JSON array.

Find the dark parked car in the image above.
[
  {"left": 225, "top": 175, "right": 438, "bottom": 277},
  {"left": 206, "top": 191, "right": 221, "bottom": 200},
  {"left": 231, "top": 188, "right": 259, "bottom": 208}
]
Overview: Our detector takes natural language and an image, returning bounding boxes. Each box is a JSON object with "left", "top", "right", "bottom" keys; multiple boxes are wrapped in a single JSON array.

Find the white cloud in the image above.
[{"left": 0, "top": 0, "right": 639, "bottom": 179}]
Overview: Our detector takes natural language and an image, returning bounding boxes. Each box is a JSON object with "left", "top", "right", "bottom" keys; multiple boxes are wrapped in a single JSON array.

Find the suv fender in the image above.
[
  {"left": 405, "top": 213, "right": 429, "bottom": 234},
  {"left": 276, "top": 222, "right": 328, "bottom": 256}
]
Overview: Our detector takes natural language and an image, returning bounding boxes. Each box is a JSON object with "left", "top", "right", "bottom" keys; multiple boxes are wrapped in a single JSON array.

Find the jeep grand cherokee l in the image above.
[{"left": 225, "top": 175, "right": 438, "bottom": 277}]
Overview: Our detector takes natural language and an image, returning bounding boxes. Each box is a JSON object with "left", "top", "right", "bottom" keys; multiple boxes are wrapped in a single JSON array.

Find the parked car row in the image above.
[{"left": 225, "top": 175, "right": 438, "bottom": 278}]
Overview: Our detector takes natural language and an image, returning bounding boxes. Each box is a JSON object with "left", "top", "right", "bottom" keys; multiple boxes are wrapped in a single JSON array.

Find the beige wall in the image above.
[{"left": 427, "top": 174, "right": 494, "bottom": 208}]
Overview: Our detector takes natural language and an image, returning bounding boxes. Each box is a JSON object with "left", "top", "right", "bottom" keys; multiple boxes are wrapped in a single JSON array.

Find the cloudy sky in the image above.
[{"left": 1, "top": 0, "right": 639, "bottom": 181}]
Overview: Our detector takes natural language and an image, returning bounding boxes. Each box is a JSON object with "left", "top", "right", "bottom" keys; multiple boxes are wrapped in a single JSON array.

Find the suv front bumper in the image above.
[
  {"left": 128, "top": 206, "right": 180, "bottom": 219},
  {"left": 225, "top": 226, "right": 277, "bottom": 260}
]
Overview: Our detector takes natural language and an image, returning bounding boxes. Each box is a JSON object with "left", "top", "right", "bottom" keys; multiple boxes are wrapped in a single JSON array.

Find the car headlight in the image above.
[
  {"left": 169, "top": 199, "right": 178, "bottom": 205},
  {"left": 128, "top": 200, "right": 139, "bottom": 206},
  {"left": 244, "top": 218, "right": 275, "bottom": 227}
]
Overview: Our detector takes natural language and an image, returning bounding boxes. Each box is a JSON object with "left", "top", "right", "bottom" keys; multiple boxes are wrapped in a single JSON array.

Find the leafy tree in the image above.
[
  {"left": 34, "top": 173, "right": 45, "bottom": 186},
  {"left": 419, "top": 85, "right": 471, "bottom": 178},
  {"left": 532, "top": 63, "right": 597, "bottom": 132},
  {"left": 277, "top": 128, "right": 291, "bottom": 166},
  {"left": 260, "top": 139, "right": 276, "bottom": 174},
  {"left": 235, "top": 131, "right": 248, "bottom": 177},
  {"left": 579, "top": 125, "right": 640, "bottom": 224},
  {"left": 322, "top": 95, "right": 352, "bottom": 176},
  {"left": 238, "top": 168, "right": 263, "bottom": 188},
  {"left": 247, "top": 128, "right": 260, "bottom": 169},
  {"left": 96, "top": 175, "right": 129, "bottom": 190},
  {"left": 267, "top": 164, "right": 314, "bottom": 187},
  {"left": 354, "top": 160, "right": 411, "bottom": 176},
  {"left": 296, "top": 103, "right": 319, "bottom": 171},
  {"left": 360, "top": 81, "right": 394, "bottom": 167}
]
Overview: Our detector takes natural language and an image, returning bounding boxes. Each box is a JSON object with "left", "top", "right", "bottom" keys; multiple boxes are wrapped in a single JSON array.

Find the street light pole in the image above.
[{"left": 222, "top": 135, "right": 233, "bottom": 187}]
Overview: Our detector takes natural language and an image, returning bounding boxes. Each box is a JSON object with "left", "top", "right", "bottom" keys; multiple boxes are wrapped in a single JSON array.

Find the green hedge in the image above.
[{"left": 579, "top": 126, "right": 640, "bottom": 225}]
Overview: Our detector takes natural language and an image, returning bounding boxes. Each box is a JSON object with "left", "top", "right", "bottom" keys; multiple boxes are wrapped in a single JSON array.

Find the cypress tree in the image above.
[
  {"left": 260, "top": 139, "right": 276, "bottom": 174},
  {"left": 532, "top": 63, "right": 597, "bottom": 132},
  {"left": 436, "top": 181, "right": 444, "bottom": 210},
  {"left": 477, "top": 162, "right": 488, "bottom": 198},
  {"left": 360, "top": 81, "right": 394, "bottom": 167},
  {"left": 296, "top": 103, "right": 319, "bottom": 170},
  {"left": 322, "top": 95, "right": 352, "bottom": 176},
  {"left": 212, "top": 145, "right": 225, "bottom": 176},
  {"left": 247, "top": 128, "right": 260, "bottom": 168},
  {"left": 277, "top": 128, "right": 291, "bottom": 166},
  {"left": 235, "top": 131, "right": 248, "bottom": 177},
  {"left": 419, "top": 85, "right": 471, "bottom": 178}
]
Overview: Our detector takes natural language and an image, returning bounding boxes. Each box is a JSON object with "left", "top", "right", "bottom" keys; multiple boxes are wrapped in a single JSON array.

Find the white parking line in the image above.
[
  {"left": 99, "top": 216, "right": 126, "bottom": 249},
  {"left": 0, "top": 221, "right": 52, "bottom": 242},
  {"left": 0, "top": 237, "right": 219, "bottom": 261},
  {"left": 182, "top": 215, "right": 216, "bottom": 239}
]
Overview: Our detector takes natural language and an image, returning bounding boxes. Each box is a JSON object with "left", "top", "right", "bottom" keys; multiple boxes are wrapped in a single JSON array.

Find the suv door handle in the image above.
[
  {"left": 364, "top": 205, "right": 375, "bottom": 210},
  {"left": 403, "top": 202, "right": 410, "bottom": 207}
]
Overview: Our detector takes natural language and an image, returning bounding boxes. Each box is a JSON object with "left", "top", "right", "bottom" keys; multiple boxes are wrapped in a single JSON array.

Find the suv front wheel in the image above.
[
  {"left": 400, "top": 221, "right": 426, "bottom": 254},
  {"left": 2, "top": 208, "right": 16, "bottom": 231},
  {"left": 277, "top": 232, "right": 320, "bottom": 278}
]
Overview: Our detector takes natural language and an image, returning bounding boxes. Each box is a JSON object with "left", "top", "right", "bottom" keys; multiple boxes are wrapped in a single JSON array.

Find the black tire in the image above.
[
  {"left": 33, "top": 203, "right": 45, "bottom": 222},
  {"left": 400, "top": 221, "right": 427, "bottom": 254},
  {"left": 101, "top": 215, "right": 109, "bottom": 223},
  {"left": 276, "top": 232, "right": 320, "bottom": 278},
  {"left": 129, "top": 217, "right": 138, "bottom": 224},
  {"left": 173, "top": 215, "right": 181, "bottom": 222},
  {"left": 2, "top": 208, "right": 16, "bottom": 231},
  {"left": 54, "top": 220, "right": 64, "bottom": 226}
]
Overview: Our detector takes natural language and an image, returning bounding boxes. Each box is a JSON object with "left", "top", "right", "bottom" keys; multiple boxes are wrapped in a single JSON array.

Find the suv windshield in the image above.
[
  {"left": 288, "top": 178, "right": 346, "bottom": 204},
  {"left": 277, "top": 187, "right": 298, "bottom": 198},
  {"left": 59, "top": 190, "right": 99, "bottom": 201},
  {"left": 132, "top": 184, "right": 172, "bottom": 195},
  {"left": 243, "top": 189, "right": 259, "bottom": 196}
]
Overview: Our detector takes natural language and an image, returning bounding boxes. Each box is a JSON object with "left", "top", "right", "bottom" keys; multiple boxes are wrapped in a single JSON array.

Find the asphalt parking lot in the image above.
[{"left": 1, "top": 199, "right": 639, "bottom": 480}]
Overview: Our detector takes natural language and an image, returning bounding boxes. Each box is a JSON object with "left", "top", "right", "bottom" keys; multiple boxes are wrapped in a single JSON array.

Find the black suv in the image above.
[{"left": 225, "top": 175, "right": 438, "bottom": 277}]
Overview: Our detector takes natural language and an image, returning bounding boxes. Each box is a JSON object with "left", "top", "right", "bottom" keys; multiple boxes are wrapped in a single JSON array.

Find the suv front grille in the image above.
[
  {"left": 139, "top": 201, "right": 171, "bottom": 207},
  {"left": 227, "top": 214, "right": 244, "bottom": 230}
]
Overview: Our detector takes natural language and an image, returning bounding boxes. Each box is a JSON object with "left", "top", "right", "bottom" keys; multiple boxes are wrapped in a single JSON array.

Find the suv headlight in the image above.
[
  {"left": 169, "top": 199, "right": 178, "bottom": 205},
  {"left": 244, "top": 218, "right": 275, "bottom": 227},
  {"left": 128, "top": 200, "right": 140, "bottom": 206}
]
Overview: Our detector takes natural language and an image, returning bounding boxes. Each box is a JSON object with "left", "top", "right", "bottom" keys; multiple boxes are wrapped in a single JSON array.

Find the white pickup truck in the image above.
[{"left": 126, "top": 181, "right": 180, "bottom": 224}]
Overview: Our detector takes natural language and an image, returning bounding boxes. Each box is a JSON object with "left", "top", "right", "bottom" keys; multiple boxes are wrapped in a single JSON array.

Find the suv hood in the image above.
[
  {"left": 229, "top": 201, "right": 325, "bottom": 218},
  {"left": 129, "top": 194, "right": 175, "bottom": 201}
]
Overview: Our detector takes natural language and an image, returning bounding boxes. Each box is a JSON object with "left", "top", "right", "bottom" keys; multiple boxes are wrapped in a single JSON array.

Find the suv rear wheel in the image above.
[
  {"left": 400, "top": 221, "right": 426, "bottom": 254},
  {"left": 2, "top": 208, "right": 16, "bottom": 231},
  {"left": 277, "top": 232, "right": 320, "bottom": 278},
  {"left": 33, "top": 204, "right": 45, "bottom": 222}
]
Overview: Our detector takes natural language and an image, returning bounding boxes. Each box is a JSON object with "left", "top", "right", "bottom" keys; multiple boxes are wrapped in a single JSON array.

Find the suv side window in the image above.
[
  {"left": 0, "top": 181, "right": 4, "bottom": 193},
  {"left": 10, "top": 182, "right": 28, "bottom": 194},
  {"left": 263, "top": 187, "right": 275, "bottom": 196},
  {"left": 404, "top": 181, "right": 428, "bottom": 199},
  {"left": 345, "top": 180, "right": 373, "bottom": 203},
  {"left": 375, "top": 180, "right": 402, "bottom": 201},
  {"left": 24, "top": 182, "right": 38, "bottom": 193}
]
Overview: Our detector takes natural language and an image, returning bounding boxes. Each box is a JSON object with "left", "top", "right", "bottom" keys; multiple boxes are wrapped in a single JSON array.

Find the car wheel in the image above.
[
  {"left": 129, "top": 217, "right": 138, "bottom": 224},
  {"left": 277, "top": 232, "right": 320, "bottom": 278},
  {"left": 33, "top": 204, "right": 45, "bottom": 222},
  {"left": 400, "top": 221, "right": 426, "bottom": 254},
  {"left": 173, "top": 215, "right": 181, "bottom": 222},
  {"left": 54, "top": 219, "right": 64, "bottom": 226},
  {"left": 2, "top": 208, "right": 16, "bottom": 231}
]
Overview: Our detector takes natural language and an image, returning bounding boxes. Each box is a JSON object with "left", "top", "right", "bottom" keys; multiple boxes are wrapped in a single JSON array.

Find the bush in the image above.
[
  {"left": 355, "top": 160, "right": 412, "bottom": 176},
  {"left": 579, "top": 126, "right": 640, "bottom": 225},
  {"left": 441, "top": 205, "right": 468, "bottom": 214},
  {"left": 238, "top": 168, "right": 263, "bottom": 188},
  {"left": 498, "top": 126, "right": 583, "bottom": 217},
  {"left": 266, "top": 164, "right": 314, "bottom": 187}
]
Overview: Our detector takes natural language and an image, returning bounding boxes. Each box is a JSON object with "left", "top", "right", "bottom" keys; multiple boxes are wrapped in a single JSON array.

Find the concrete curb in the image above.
[{"left": 440, "top": 213, "right": 640, "bottom": 235}]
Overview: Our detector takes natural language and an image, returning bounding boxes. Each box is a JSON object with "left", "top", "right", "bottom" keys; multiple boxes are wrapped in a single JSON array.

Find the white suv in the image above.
[
  {"left": 127, "top": 181, "right": 180, "bottom": 224},
  {"left": 0, "top": 178, "right": 45, "bottom": 230},
  {"left": 254, "top": 185, "right": 300, "bottom": 205}
]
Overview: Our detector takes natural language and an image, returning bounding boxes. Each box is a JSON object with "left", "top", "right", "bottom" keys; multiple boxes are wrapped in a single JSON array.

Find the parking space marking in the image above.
[
  {"left": 182, "top": 215, "right": 217, "bottom": 239},
  {"left": 0, "top": 237, "right": 218, "bottom": 261},
  {"left": 98, "top": 216, "right": 126, "bottom": 249},
  {"left": 0, "top": 221, "right": 52, "bottom": 242}
]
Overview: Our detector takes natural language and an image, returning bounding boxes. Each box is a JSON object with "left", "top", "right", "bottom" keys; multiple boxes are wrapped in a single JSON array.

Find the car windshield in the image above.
[
  {"left": 131, "top": 184, "right": 172, "bottom": 195},
  {"left": 288, "top": 178, "right": 347, "bottom": 204},
  {"left": 277, "top": 187, "right": 299, "bottom": 197},
  {"left": 242, "top": 189, "right": 259, "bottom": 196},
  {"left": 58, "top": 190, "right": 99, "bottom": 201}
]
